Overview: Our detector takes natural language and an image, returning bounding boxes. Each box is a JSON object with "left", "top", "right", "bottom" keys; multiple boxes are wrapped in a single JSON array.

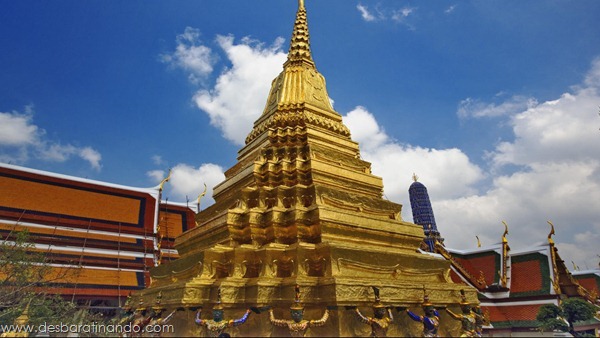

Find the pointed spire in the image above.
[{"left": 287, "top": 0, "right": 314, "bottom": 65}]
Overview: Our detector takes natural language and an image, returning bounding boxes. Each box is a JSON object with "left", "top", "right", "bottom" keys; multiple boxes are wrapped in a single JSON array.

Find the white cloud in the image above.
[
  {"left": 445, "top": 5, "right": 457, "bottom": 14},
  {"left": 147, "top": 163, "right": 225, "bottom": 206},
  {"left": 392, "top": 7, "right": 415, "bottom": 21},
  {"left": 161, "top": 27, "right": 215, "bottom": 84},
  {"left": 151, "top": 155, "right": 164, "bottom": 166},
  {"left": 147, "top": 169, "right": 165, "bottom": 183},
  {"left": 343, "top": 106, "right": 388, "bottom": 151},
  {"left": 491, "top": 90, "right": 598, "bottom": 167},
  {"left": 458, "top": 95, "right": 538, "bottom": 119},
  {"left": 78, "top": 147, "right": 102, "bottom": 171},
  {"left": 163, "top": 28, "right": 287, "bottom": 145},
  {"left": 342, "top": 57, "right": 600, "bottom": 269},
  {"left": 357, "top": 4, "right": 376, "bottom": 22},
  {"left": 342, "top": 106, "right": 484, "bottom": 205},
  {"left": 0, "top": 111, "right": 39, "bottom": 146},
  {"left": 438, "top": 58, "right": 600, "bottom": 269},
  {"left": 193, "top": 35, "right": 287, "bottom": 145},
  {"left": 583, "top": 56, "right": 600, "bottom": 88},
  {"left": 0, "top": 108, "right": 102, "bottom": 170},
  {"left": 162, "top": 28, "right": 600, "bottom": 270},
  {"left": 356, "top": 4, "right": 416, "bottom": 29}
]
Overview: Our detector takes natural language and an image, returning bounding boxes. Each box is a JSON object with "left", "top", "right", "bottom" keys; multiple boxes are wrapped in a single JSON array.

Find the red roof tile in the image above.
[
  {"left": 511, "top": 260, "right": 543, "bottom": 294},
  {"left": 484, "top": 304, "right": 542, "bottom": 325}
]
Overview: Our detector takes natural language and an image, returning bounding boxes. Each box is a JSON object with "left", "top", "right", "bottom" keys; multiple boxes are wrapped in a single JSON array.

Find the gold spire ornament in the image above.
[{"left": 287, "top": 0, "right": 313, "bottom": 65}]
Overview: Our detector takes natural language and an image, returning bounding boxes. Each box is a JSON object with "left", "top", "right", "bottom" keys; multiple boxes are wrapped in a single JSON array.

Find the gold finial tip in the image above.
[
  {"left": 502, "top": 221, "right": 508, "bottom": 233},
  {"left": 298, "top": 0, "right": 305, "bottom": 9},
  {"left": 412, "top": 173, "right": 419, "bottom": 182},
  {"left": 547, "top": 220, "right": 556, "bottom": 242},
  {"left": 158, "top": 169, "right": 172, "bottom": 191}
]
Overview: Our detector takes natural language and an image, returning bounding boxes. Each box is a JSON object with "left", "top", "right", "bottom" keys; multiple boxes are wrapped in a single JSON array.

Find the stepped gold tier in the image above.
[{"left": 134, "top": 1, "right": 476, "bottom": 336}]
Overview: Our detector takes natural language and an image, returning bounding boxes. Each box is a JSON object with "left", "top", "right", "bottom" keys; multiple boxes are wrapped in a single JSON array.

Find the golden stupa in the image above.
[{"left": 137, "top": 1, "right": 476, "bottom": 336}]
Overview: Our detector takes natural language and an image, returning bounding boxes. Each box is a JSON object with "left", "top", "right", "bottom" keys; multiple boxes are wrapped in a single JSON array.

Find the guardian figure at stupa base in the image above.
[{"left": 133, "top": 0, "right": 477, "bottom": 336}]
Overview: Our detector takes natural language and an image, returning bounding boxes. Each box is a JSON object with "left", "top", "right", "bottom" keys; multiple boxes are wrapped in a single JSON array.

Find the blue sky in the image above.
[{"left": 2, "top": 1, "right": 600, "bottom": 269}]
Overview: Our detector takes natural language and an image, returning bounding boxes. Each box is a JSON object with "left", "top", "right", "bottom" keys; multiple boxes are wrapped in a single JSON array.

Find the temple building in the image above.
[
  {"left": 409, "top": 174, "right": 444, "bottom": 252},
  {"left": 411, "top": 177, "right": 600, "bottom": 336},
  {"left": 134, "top": 0, "right": 477, "bottom": 336},
  {"left": 0, "top": 162, "right": 195, "bottom": 312}
]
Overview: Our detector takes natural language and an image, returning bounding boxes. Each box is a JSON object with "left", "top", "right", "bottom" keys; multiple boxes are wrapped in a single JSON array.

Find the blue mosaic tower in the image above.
[{"left": 408, "top": 174, "right": 444, "bottom": 252}]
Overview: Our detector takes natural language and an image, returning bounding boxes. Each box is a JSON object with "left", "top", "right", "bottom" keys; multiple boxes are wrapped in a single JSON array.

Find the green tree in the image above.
[
  {"left": 561, "top": 298, "right": 597, "bottom": 335},
  {"left": 537, "top": 299, "right": 598, "bottom": 336},
  {"left": 536, "top": 304, "right": 569, "bottom": 333},
  {"left": 0, "top": 230, "right": 107, "bottom": 334}
]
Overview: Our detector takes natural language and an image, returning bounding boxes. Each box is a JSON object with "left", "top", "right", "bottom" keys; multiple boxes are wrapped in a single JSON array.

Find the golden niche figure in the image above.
[
  {"left": 195, "top": 289, "right": 252, "bottom": 337},
  {"left": 130, "top": 300, "right": 152, "bottom": 338},
  {"left": 403, "top": 288, "right": 440, "bottom": 337},
  {"left": 118, "top": 295, "right": 135, "bottom": 326},
  {"left": 146, "top": 292, "right": 177, "bottom": 337},
  {"left": 352, "top": 287, "right": 394, "bottom": 337},
  {"left": 445, "top": 290, "right": 477, "bottom": 337},
  {"left": 268, "top": 285, "right": 330, "bottom": 337}
]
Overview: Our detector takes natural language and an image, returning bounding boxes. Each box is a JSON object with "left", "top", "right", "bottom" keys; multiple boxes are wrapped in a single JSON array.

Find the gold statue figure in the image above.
[
  {"left": 471, "top": 305, "right": 488, "bottom": 337},
  {"left": 268, "top": 285, "right": 329, "bottom": 337},
  {"left": 130, "top": 300, "right": 152, "bottom": 338},
  {"left": 146, "top": 292, "right": 177, "bottom": 337},
  {"left": 404, "top": 288, "right": 440, "bottom": 337},
  {"left": 445, "top": 290, "right": 477, "bottom": 337},
  {"left": 195, "top": 289, "right": 251, "bottom": 337},
  {"left": 353, "top": 287, "right": 394, "bottom": 337}
]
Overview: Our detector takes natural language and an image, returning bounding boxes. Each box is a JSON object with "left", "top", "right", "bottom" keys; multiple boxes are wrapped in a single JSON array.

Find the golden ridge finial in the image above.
[
  {"left": 298, "top": 0, "right": 305, "bottom": 10},
  {"left": 158, "top": 169, "right": 172, "bottom": 191},
  {"left": 547, "top": 220, "right": 555, "bottom": 245},
  {"left": 501, "top": 221, "right": 509, "bottom": 243},
  {"left": 476, "top": 235, "right": 481, "bottom": 248},
  {"left": 500, "top": 221, "right": 510, "bottom": 288},
  {"left": 412, "top": 173, "right": 419, "bottom": 182},
  {"left": 197, "top": 183, "right": 207, "bottom": 211}
]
